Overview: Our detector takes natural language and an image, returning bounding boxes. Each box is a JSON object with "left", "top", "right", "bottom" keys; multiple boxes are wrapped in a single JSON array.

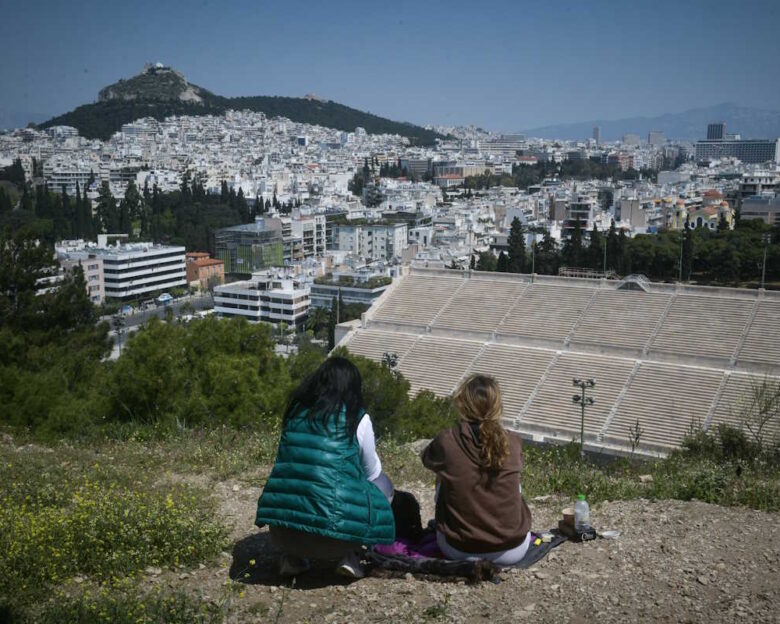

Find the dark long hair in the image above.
[{"left": 283, "top": 356, "right": 364, "bottom": 437}]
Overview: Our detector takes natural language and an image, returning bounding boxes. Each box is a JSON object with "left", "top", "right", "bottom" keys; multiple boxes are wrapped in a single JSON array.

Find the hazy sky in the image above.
[{"left": 1, "top": 0, "right": 779, "bottom": 131}]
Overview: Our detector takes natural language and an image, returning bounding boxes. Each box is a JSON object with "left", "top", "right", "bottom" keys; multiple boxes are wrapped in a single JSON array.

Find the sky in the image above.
[{"left": 1, "top": 0, "right": 779, "bottom": 131}]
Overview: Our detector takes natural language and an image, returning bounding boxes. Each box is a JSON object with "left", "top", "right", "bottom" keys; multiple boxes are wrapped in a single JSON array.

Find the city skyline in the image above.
[{"left": 1, "top": 0, "right": 780, "bottom": 132}]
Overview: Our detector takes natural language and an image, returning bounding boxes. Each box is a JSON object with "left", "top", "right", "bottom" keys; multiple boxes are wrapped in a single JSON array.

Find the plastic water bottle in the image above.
[{"left": 574, "top": 494, "right": 590, "bottom": 530}]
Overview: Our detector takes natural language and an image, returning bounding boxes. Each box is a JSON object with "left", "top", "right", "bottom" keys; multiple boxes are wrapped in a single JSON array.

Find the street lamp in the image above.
[
  {"left": 112, "top": 313, "right": 126, "bottom": 356},
  {"left": 572, "top": 378, "right": 596, "bottom": 458},
  {"left": 761, "top": 233, "right": 771, "bottom": 290}
]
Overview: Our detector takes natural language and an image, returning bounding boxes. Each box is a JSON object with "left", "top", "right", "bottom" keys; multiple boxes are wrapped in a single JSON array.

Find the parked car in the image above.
[
  {"left": 156, "top": 293, "right": 173, "bottom": 305},
  {"left": 119, "top": 305, "right": 134, "bottom": 316}
]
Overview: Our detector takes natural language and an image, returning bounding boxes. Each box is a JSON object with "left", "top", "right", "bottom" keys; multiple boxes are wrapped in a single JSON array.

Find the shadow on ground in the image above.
[{"left": 229, "top": 532, "right": 358, "bottom": 589}]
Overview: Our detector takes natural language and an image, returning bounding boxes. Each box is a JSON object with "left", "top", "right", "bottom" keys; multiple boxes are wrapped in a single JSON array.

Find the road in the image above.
[{"left": 101, "top": 293, "right": 215, "bottom": 328}]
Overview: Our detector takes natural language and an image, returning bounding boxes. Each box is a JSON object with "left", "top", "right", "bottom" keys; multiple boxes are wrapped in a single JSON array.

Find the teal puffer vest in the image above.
[{"left": 255, "top": 408, "right": 395, "bottom": 545}]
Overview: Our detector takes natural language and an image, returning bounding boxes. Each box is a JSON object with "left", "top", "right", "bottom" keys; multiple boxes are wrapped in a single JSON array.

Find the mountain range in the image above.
[
  {"left": 37, "top": 65, "right": 443, "bottom": 145},
  {"left": 521, "top": 103, "right": 780, "bottom": 142}
]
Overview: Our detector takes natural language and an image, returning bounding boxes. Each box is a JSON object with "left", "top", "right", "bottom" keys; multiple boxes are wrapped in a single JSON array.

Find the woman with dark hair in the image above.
[{"left": 255, "top": 356, "right": 395, "bottom": 578}]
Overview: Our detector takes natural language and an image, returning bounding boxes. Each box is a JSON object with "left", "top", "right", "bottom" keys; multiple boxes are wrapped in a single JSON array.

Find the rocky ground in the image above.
[{"left": 145, "top": 476, "right": 780, "bottom": 623}]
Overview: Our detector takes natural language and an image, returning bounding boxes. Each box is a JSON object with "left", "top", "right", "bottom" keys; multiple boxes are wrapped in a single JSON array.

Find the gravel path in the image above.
[{"left": 161, "top": 479, "right": 780, "bottom": 623}]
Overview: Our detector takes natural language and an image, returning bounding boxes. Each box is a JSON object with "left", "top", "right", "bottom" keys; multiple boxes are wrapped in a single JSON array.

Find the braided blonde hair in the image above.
[{"left": 454, "top": 375, "right": 509, "bottom": 470}]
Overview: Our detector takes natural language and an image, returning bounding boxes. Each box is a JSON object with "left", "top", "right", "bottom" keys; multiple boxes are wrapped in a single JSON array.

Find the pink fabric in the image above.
[{"left": 374, "top": 531, "right": 444, "bottom": 559}]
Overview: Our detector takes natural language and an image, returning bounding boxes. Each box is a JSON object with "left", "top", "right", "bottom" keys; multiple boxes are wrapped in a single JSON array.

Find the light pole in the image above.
[
  {"left": 761, "top": 233, "right": 771, "bottom": 289},
  {"left": 678, "top": 227, "right": 684, "bottom": 282},
  {"left": 112, "top": 313, "right": 125, "bottom": 356},
  {"left": 572, "top": 378, "right": 596, "bottom": 458}
]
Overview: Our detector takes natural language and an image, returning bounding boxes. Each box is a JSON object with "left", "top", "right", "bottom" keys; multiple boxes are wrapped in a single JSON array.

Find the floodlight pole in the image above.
[
  {"left": 761, "top": 234, "right": 770, "bottom": 289},
  {"left": 572, "top": 378, "right": 596, "bottom": 458}
]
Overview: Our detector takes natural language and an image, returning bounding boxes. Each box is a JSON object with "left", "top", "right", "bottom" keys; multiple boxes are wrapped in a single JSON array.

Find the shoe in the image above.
[
  {"left": 279, "top": 554, "right": 310, "bottom": 577},
  {"left": 335, "top": 552, "right": 364, "bottom": 579}
]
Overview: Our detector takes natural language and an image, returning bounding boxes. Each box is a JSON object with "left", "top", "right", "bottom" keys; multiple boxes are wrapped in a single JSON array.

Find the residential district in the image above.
[{"left": 1, "top": 108, "right": 779, "bottom": 331}]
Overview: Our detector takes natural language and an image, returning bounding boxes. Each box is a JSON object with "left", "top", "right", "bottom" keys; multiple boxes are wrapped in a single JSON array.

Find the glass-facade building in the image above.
[{"left": 213, "top": 220, "right": 284, "bottom": 275}]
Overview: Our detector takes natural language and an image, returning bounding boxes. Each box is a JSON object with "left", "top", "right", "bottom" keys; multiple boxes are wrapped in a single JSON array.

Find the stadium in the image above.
[{"left": 337, "top": 267, "right": 780, "bottom": 458}]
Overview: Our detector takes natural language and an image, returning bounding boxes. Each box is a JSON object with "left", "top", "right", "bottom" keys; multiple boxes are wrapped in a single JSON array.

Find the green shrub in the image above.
[
  {"left": 397, "top": 391, "right": 459, "bottom": 441},
  {"left": 0, "top": 475, "right": 224, "bottom": 605}
]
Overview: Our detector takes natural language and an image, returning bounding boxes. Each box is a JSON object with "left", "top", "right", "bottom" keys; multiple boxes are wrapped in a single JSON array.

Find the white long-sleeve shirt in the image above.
[{"left": 356, "top": 413, "right": 382, "bottom": 481}]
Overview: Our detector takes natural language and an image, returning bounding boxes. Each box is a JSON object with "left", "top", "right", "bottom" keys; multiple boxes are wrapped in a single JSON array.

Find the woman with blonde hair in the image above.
[{"left": 421, "top": 374, "right": 532, "bottom": 565}]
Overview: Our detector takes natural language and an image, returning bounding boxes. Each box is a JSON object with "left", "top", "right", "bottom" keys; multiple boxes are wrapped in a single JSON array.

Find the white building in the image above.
[
  {"left": 330, "top": 222, "right": 408, "bottom": 261},
  {"left": 214, "top": 270, "right": 310, "bottom": 326},
  {"left": 55, "top": 235, "right": 186, "bottom": 301}
]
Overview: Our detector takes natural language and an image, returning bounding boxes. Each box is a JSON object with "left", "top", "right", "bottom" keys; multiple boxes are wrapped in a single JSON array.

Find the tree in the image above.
[
  {"left": 588, "top": 224, "right": 604, "bottom": 271},
  {"left": 507, "top": 217, "right": 526, "bottom": 273},
  {"left": 536, "top": 230, "right": 559, "bottom": 275},
  {"left": 562, "top": 217, "right": 584, "bottom": 267},
  {"left": 469, "top": 254, "right": 476, "bottom": 270},
  {"left": 606, "top": 219, "right": 619, "bottom": 272},
  {"left": 96, "top": 182, "right": 119, "bottom": 234},
  {"left": 476, "top": 250, "right": 497, "bottom": 272},
  {"left": 236, "top": 188, "right": 250, "bottom": 223},
  {"left": 496, "top": 251, "right": 509, "bottom": 272}
]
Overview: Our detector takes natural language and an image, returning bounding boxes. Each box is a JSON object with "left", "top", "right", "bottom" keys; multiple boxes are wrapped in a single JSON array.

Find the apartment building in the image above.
[
  {"left": 330, "top": 221, "right": 408, "bottom": 261},
  {"left": 56, "top": 235, "right": 186, "bottom": 301},
  {"left": 57, "top": 248, "right": 105, "bottom": 304},
  {"left": 213, "top": 270, "right": 310, "bottom": 326},
  {"left": 101, "top": 242, "right": 186, "bottom": 300}
]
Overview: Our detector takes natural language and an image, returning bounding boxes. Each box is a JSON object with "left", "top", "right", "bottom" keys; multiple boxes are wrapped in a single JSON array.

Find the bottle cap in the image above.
[{"left": 577, "top": 494, "right": 586, "bottom": 501}]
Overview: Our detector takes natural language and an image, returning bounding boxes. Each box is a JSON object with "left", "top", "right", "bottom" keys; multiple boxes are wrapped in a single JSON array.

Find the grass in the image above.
[{"left": 34, "top": 586, "right": 225, "bottom": 624}]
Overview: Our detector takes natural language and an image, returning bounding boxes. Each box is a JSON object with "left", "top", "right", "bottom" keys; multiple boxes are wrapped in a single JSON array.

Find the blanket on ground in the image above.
[{"left": 367, "top": 528, "right": 567, "bottom": 582}]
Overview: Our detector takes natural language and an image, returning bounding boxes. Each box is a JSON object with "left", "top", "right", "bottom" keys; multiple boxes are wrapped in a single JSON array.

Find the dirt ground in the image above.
[{"left": 142, "top": 474, "right": 780, "bottom": 624}]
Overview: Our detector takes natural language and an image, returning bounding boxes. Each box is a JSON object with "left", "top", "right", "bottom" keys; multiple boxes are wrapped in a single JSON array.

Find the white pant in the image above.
[{"left": 436, "top": 530, "right": 531, "bottom": 566}]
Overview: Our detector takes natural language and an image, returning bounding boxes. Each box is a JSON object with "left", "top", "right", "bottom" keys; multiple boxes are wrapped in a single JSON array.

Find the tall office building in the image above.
[
  {"left": 707, "top": 122, "right": 725, "bottom": 140},
  {"left": 648, "top": 130, "right": 666, "bottom": 146},
  {"left": 592, "top": 126, "right": 601, "bottom": 144}
]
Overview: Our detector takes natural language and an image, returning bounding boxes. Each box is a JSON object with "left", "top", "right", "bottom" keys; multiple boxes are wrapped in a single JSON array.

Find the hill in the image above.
[
  {"left": 38, "top": 64, "right": 443, "bottom": 145},
  {"left": 522, "top": 102, "right": 780, "bottom": 142}
]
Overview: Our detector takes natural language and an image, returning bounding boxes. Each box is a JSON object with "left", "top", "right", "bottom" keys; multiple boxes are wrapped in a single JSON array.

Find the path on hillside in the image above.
[{"left": 145, "top": 475, "right": 780, "bottom": 623}]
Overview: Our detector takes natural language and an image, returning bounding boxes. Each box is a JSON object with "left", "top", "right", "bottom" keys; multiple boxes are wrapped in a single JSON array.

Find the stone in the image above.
[
  {"left": 145, "top": 566, "right": 162, "bottom": 576},
  {"left": 696, "top": 576, "right": 709, "bottom": 586},
  {"left": 639, "top": 475, "right": 654, "bottom": 484}
]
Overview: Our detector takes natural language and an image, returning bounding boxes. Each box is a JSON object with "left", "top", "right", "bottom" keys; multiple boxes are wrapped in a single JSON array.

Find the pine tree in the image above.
[
  {"left": 588, "top": 224, "right": 604, "bottom": 271},
  {"left": 469, "top": 254, "right": 476, "bottom": 270},
  {"left": 562, "top": 217, "right": 584, "bottom": 267},
  {"left": 236, "top": 188, "right": 250, "bottom": 223},
  {"left": 507, "top": 217, "right": 526, "bottom": 273},
  {"left": 496, "top": 251, "right": 509, "bottom": 272},
  {"left": 96, "top": 182, "right": 119, "bottom": 234},
  {"left": 606, "top": 219, "right": 618, "bottom": 271}
]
